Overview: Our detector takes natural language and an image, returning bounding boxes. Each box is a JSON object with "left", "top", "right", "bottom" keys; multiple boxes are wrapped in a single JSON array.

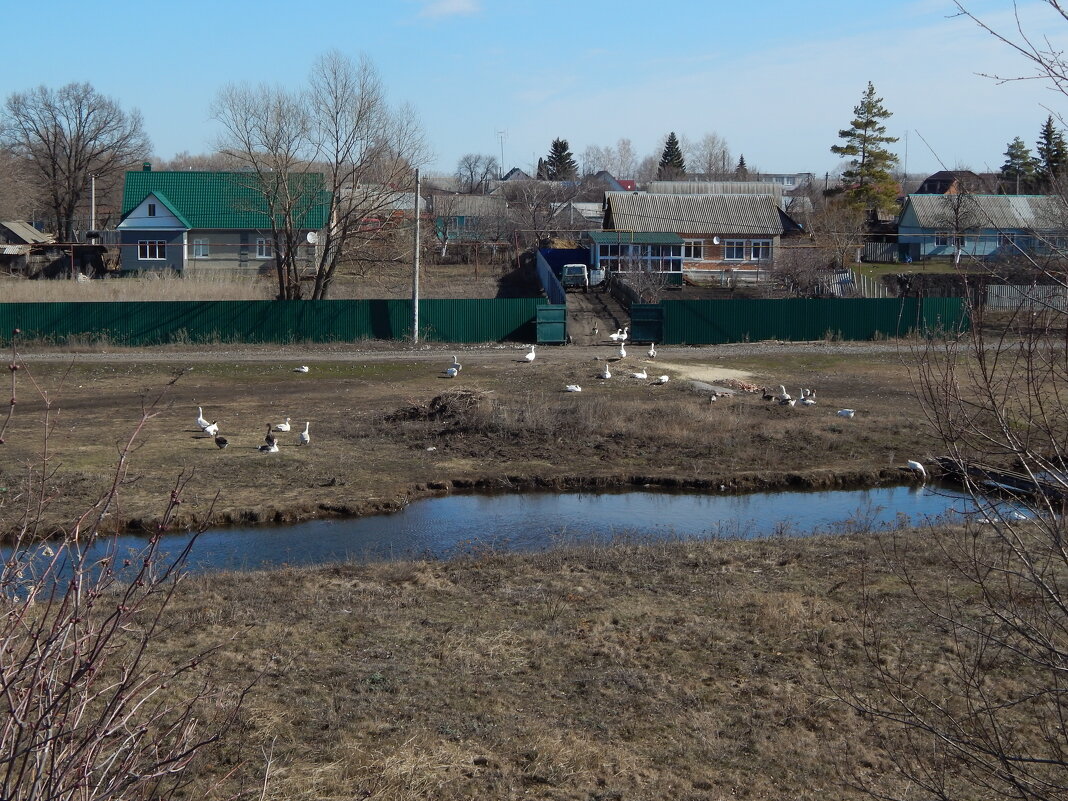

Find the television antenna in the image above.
[{"left": 495, "top": 129, "right": 507, "bottom": 177}]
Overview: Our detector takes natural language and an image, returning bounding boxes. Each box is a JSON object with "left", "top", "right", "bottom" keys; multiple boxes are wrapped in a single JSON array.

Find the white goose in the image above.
[
  {"left": 565, "top": 384, "right": 582, "bottom": 392},
  {"left": 293, "top": 365, "right": 310, "bottom": 373},
  {"left": 619, "top": 326, "right": 629, "bottom": 342},
  {"left": 777, "top": 385, "right": 792, "bottom": 403},
  {"left": 632, "top": 368, "right": 648, "bottom": 380},
  {"left": 444, "top": 367, "right": 459, "bottom": 378},
  {"left": 837, "top": 409, "right": 856, "bottom": 419},
  {"left": 907, "top": 459, "right": 927, "bottom": 481},
  {"left": 451, "top": 355, "right": 462, "bottom": 372},
  {"left": 618, "top": 343, "right": 627, "bottom": 359},
  {"left": 274, "top": 417, "right": 291, "bottom": 432},
  {"left": 648, "top": 342, "right": 657, "bottom": 359},
  {"left": 653, "top": 375, "right": 670, "bottom": 385},
  {"left": 196, "top": 407, "right": 210, "bottom": 430},
  {"left": 609, "top": 328, "right": 624, "bottom": 342},
  {"left": 524, "top": 345, "right": 537, "bottom": 363},
  {"left": 202, "top": 421, "right": 219, "bottom": 437},
  {"left": 600, "top": 364, "right": 612, "bottom": 379},
  {"left": 298, "top": 422, "right": 311, "bottom": 446}
]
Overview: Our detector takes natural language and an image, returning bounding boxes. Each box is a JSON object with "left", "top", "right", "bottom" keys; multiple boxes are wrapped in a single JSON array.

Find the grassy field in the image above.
[
  {"left": 2, "top": 341, "right": 974, "bottom": 799},
  {"left": 0, "top": 342, "right": 934, "bottom": 538}
]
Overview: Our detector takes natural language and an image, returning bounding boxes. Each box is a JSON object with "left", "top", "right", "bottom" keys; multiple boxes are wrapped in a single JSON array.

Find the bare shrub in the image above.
[{"left": 0, "top": 331, "right": 247, "bottom": 801}]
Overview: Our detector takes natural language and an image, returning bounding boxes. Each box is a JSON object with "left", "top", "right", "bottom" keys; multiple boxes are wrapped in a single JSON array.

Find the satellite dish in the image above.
[
  {"left": 306, "top": 231, "right": 319, "bottom": 245},
  {"left": 712, "top": 236, "right": 720, "bottom": 245}
]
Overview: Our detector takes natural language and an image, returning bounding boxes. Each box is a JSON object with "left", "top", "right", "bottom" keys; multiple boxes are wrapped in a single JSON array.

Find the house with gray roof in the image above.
[
  {"left": 898, "top": 194, "right": 1068, "bottom": 261},
  {"left": 117, "top": 165, "right": 329, "bottom": 274},
  {"left": 591, "top": 191, "right": 802, "bottom": 274}
]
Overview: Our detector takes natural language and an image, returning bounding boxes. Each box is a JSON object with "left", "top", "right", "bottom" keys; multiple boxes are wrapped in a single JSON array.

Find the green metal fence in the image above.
[
  {"left": 0, "top": 298, "right": 546, "bottom": 346},
  {"left": 660, "top": 297, "right": 968, "bottom": 345},
  {"left": 0, "top": 297, "right": 967, "bottom": 347}
]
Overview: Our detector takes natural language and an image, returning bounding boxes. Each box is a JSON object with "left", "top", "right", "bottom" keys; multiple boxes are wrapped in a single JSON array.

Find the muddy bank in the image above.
[{"left": 113, "top": 466, "right": 925, "bottom": 537}]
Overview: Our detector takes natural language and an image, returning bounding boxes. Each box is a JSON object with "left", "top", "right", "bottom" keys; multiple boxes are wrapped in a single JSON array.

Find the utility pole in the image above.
[
  {"left": 412, "top": 168, "right": 421, "bottom": 344},
  {"left": 90, "top": 174, "right": 96, "bottom": 232}
]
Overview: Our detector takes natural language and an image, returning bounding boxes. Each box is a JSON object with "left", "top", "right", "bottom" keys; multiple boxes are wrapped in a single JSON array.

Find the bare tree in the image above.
[
  {"left": 455, "top": 153, "right": 499, "bottom": 193},
  {"left": 503, "top": 180, "right": 578, "bottom": 248},
  {"left": 580, "top": 144, "right": 612, "bottom": 176},
  {"left": 1, "top": 83, "right": 150, "bottom": 241},
  {"left": 615, "top": 138, "right": 637, "bottom": 179},
  {"left": 214, "top": 51, "right": 429, "bottom": 299},
  {"left": 682, "top": 132, "right": 733, "bottom": 178},
  {"left": 0, "top": 334, "right": 245, "bottom": 801},
  {"left": 798, "top": 191, "right": 868, "bottom": 269},
  {"left": 0, "top": 147, "right": 34, "bottom": 220}
]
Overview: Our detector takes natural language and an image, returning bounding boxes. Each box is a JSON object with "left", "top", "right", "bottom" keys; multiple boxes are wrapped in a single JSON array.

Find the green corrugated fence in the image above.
[
  {"left": 0, "top": 298, "right": 546, "bottom": 346},
  {"left": 660, "top": 297, "right": 968, "bottom": 345},
  {"left": 0, "top": 297, "right": 967, "bottom": 347}
]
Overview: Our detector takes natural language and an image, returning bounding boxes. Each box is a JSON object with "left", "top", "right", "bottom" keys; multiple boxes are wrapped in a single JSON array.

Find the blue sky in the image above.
[{"left": 4, "top": 0, "right": 1065, "bottom": 179}]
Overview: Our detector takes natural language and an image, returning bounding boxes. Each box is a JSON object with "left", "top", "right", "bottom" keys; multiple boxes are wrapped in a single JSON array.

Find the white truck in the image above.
[{"left": 560, "top": 263, "right": 605, "bottom": 293}]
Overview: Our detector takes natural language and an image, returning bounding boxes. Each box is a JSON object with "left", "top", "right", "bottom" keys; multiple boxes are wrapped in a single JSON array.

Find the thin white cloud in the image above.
[{"left": 418, "top": 0, "right": 480, "bottom": 18}]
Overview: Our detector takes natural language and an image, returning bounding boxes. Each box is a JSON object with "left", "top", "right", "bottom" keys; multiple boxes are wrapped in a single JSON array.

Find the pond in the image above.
[{"left": 20, "top": 483, "right": 982, "bottom": 576}]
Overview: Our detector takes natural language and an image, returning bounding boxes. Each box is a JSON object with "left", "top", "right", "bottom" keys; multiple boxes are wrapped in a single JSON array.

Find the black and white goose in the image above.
[
  {"left": 202, "top": 421, "right": 219, "bottom": 437},
  {"left": 214, "top": 434, "right": 229, "bottom": 449},
  {"left": 263, "top": 424, "right": 277, "bottom": 450}
]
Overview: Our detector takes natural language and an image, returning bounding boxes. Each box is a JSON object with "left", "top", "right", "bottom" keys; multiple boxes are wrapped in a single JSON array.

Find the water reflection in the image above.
[{"left": 4, "top": 483, "right": 975, "bottom": 576}]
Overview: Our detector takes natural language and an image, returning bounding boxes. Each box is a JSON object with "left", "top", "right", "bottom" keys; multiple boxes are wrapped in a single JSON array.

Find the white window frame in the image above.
[
  {"left": 683, "top": 239, "right": 704, "bottom": 260},
  {"left": 256, "top": 238, "right": 274, "bottom": 259},
  {"left": 192, "top": 238, "right": 210, "bottom": 258},
  {"left": 137, "top": 240, "right": 166, "bottom": 260},
  {"left": 723, "top": 239, "right": 746, "bottom": 261},
  {"left": 934, "top": 232, "right": 949, "bottom": 247},
  {"left": 751, "top": 240, "right": 772, "bottom": 261},
  {"left": 998, "top": 233, "right": 1016, "bottom": 248}
]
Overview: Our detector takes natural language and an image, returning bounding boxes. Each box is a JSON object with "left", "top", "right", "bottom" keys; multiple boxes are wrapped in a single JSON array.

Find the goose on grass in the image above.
[
  {"left": 196, "top": 407, "right": 210, "bottom": 430},
  {"left": 274, "top": 417, "right": 291, "bottom": 432},
  {"left": 298, "top": 422, "right": 311, "bottom": 446}
]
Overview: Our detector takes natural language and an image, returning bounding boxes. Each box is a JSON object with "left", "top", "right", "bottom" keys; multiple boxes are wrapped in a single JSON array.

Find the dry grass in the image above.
[
  {"left": 132, "top": 527, "right": 1011, "bottom": 800},
  {"left": 0, "top": 261, "right": 524, "bottom": 302},
  {"left": 0, "top": 346, "right": 932, "bottom": 537}
]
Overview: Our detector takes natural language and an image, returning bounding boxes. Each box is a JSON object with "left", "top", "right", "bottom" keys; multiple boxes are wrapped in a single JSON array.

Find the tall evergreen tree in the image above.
[
  {"left": 734, "top": 154, "right": 748, "bottom": 179},
  {"left": 657, "top": 132, "right": 686, "bottom": 179},
  {"left": 830, "top": 81, "right": 899, "bottom": 210},
  {"left": 1000, "top": 136, "right": 1038, "bottom": 194},
  {"left": 536, "top": 157, "right": 549, "bottom": 181},
  {"left": 1035, "top": 115, "right": 1068, "bottom": 188},
  {"left": 545, "top": 138, "right": 577, "bottom": 181}
]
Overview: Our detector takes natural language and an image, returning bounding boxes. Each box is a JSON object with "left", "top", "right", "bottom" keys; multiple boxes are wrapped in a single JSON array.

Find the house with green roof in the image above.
[{"left": 117, "top": 164, "right": 329, "bottom": 274}]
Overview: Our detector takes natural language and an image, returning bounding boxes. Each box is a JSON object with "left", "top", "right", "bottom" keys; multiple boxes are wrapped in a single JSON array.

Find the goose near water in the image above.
[{"left": 906, "top": 459, "right": 927, "bottom": 481}]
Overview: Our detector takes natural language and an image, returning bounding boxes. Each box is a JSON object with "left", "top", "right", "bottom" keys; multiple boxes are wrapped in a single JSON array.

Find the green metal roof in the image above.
[
  {"left": 586, "top": 231, "right": 684, "bottom": 245},
  {"left": 149, "top": 192, "right": 193, "bottom": 228},
  {"left": 121, "top": 170, "right": 330, "bottom": 230}
]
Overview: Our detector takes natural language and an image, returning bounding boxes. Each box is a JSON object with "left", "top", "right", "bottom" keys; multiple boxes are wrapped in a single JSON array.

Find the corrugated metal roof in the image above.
[
  {"left": 604, "top": 192, "right": 786, "bottom": 236},
  {"left": 904, "top": 194, "right": 1068, "bottom": 230},
  {"left": 431, "top": 194, "right": 507, "bottom": 216},
  {"left": 1, "top": 244, "right": 31, "bottom": 256},
  {"left": 586, "top": 231, "right": 684, "bottom": 245},
  {"left": 647, "top": 181, "right": 783, "bottom": 198},
  {"left": 0, "top": 220, "right": 53, "bottom": 244},
  {"left": 121, "top": 170, "right": 330, "bottom": 230}
]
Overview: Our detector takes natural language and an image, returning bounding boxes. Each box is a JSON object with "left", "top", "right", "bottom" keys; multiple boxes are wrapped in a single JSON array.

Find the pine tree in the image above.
[
  {"left": 1035, "top": 115, "right": 1068, "bottom": 189},
  {"left": 830, "top": 81, "right": 899, "bottom": 210},
  {"left": 657, "top": 132, "right": 686, "bottom": 179},
  {"left": 545, "top": 138, "right": 577, "bottom": 181},
  {"left": 734, "top": 154, "right": 748, "bottom": 179},
  {"left": 536, "top": 157, "right": 548, "bottom": 181},
  {"left": 1000, "top": 136, "right": 1037, "bottom": 194}
]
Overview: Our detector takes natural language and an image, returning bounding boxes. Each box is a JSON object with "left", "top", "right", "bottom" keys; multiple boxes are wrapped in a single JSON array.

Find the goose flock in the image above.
[{"left": 193, "top": 407, "right": 311, "bottom": 453}]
